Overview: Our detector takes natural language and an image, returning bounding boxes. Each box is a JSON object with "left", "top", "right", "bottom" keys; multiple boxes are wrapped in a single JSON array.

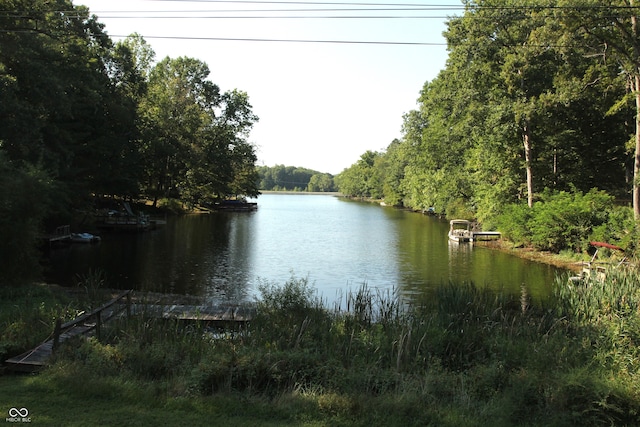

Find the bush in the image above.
[
  {"left": 497, "top": 188, "right": 615, "bottom": 253},
  {"left": 251, "top": 277, "right": 331, "bottom": 350}
]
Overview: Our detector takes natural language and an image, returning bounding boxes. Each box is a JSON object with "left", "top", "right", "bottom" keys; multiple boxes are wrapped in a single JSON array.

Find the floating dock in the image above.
[{"left": 472, "top": 231, "right": 501, "bottom": 241}]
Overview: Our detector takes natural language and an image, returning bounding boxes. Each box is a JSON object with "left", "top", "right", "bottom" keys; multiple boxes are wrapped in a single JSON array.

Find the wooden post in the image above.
[
  {"left": 53, "top": 319, "right": 61, "bottom": 352},
  {"left": 126, "top": 292, "right": 131, "bottom": 318},
  {"left": 96, "top": 311, "right": 101, "bottom": 341}
]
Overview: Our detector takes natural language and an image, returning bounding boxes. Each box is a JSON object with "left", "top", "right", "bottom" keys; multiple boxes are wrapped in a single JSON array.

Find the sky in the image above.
[{"left": 77, "top": 0, "right": 463, "bottom": 175}]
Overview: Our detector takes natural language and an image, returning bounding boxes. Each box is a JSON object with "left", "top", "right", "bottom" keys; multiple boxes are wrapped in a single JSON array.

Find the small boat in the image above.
[
  {"left": 70, "top": 232, "right": 101, "bottom": 243},
  {"left": 448, "top": 220, "right": 474, "bottom": 243}
]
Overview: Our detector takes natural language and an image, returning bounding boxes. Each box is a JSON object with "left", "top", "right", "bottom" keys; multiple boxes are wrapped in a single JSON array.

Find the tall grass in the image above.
[
  {"left": 10, "top": 273, "right": 640, "bottom": 425},
  {"left": 0, "top": 284, "right": 80, "bottom": 362}
]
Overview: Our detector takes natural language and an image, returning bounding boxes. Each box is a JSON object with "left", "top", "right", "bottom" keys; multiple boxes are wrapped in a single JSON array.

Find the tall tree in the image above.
[
  {"left": 0, "top": 0, "right": 144, "bottom": 202},
  {"left": 139, "top": 56, "right": 220, "bottom": 205},
  {"left": 445, "top": 0, "right": 563, "bottom": 208},
  {"left": 550, "top": 1, "right": 640, "bottom": 218},
  {"left": 139, "top": 56, "right": 259, "bottom": 205}
]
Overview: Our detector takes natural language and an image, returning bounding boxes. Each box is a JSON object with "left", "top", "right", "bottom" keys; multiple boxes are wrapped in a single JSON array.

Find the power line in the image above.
[
  {"left": 2, "top": 2, "right": 638, "bottom": 47},
  {"left": 84, "top": 6, "right": 465, "bottom": 12},
  {"left": 94, "top": 15, "right": 454, "bottom": 19},
  {"left": 133, "top": 0, "right": 640, "bottom": 10},
  {"left": 135, "top": 0, "right": 465, "bottom": 6},
  {"left": 109, "top": 34, "right": 447, "bottom": 45}
]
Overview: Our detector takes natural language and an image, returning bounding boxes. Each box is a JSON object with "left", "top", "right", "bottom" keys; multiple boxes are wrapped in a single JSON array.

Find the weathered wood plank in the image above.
[
  {"left": 5, "top": 295, "right": 254, "bottom": 372},
  {"left": 130, "top": 303, "right": 255, "bottom": 322},
  {"left": 5, "top": 291, "right": 132, "bottom": 372}
]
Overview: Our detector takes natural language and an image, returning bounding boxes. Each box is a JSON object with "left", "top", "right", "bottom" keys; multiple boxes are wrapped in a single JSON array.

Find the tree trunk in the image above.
[{"left": 523, "top": 120, "right": 534, "bottom": 208}]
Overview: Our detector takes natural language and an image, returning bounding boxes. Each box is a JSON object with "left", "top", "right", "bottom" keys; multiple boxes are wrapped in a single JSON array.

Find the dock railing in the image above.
[{"left": 52, "top": 290, "right": 132, "bottom": 352}]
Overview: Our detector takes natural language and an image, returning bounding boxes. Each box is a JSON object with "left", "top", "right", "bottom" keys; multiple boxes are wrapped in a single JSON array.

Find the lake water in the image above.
[{"left": 45, "top": 194, "right": 564, "bottom": 305}]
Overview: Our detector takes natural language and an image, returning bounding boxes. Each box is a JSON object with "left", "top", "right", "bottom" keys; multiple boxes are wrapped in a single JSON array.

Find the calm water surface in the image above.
[{"left": 46, "top": 194, "right": 564, "bottom": 305}]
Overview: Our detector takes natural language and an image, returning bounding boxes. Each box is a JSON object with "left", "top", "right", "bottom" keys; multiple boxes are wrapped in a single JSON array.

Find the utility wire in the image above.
[
  {"left": 93, "top": 15, "right": 455, "bottom": 19},
  {"left": 109, "top": 34, "right": 447, "bottom": 45},
  {"left": 136, "top": 0, "right": 465, "bottom": 6},
  {"left": 135, "top": 0, "right": 638, "bottom": 7},
  {"left": 133, "top": 0, "right": 640, "bottom": 10},
  {"left": 2, "top": 2, "right": 638, "bottom": 46}
]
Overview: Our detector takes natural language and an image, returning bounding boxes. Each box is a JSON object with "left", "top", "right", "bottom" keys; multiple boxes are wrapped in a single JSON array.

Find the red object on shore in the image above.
[{"left": 589, "top": 241, "right": 624, "bottom": 251}]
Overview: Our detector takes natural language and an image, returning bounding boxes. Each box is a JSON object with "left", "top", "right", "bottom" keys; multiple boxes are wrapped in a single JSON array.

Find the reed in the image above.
[
  {"left": 0, "top": 284, "right": 80, "bottom": 362},
  {"left": 19, "top": 273, "right": 640, "bottom": 425}
]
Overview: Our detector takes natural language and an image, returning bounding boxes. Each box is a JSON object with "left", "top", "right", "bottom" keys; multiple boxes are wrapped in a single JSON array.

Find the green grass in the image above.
[
  {"left": 3, "top": 274, "right": 640, "bottom": 425},
  {"left": 0, "top": 374, "right": 307, "bottom": 426}
]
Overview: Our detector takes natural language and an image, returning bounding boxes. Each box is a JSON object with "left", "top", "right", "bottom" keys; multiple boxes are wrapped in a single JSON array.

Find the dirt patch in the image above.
[{"left": 475, "top": 241, "right": 584, "bottom": 273}]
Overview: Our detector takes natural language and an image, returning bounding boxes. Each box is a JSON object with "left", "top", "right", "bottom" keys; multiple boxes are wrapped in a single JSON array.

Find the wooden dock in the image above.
[
  {"left": 5, "top": 290, "right": 132, "bottom": 372},
  {"left": 4, "top": 291, "right": 254, "bottom": 372},
  {"left": 44, "top": 224, "right": 72, "bottom": 246},
  {"left": 133, "top": 303, "right": 254, "bottom": 322},
  {"left": 472, "top": 231, "right": 501, "bottom": 241},
  {"left": 5, "top": 324, "right": 93, "bottom": 372}
]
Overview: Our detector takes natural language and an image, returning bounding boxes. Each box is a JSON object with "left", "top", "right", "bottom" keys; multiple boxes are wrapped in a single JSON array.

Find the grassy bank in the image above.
[{"left": 2, "top": 273, "right": 640, "bottom": 425}]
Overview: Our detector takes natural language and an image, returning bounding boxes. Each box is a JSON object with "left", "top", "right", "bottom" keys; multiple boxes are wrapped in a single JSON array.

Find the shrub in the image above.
[
  {"left": 497, "top": 188, "right": 615, "bottom": 253},
  {"left": 251, "top": 277, "right": 331, "bottom": 350},
  {"left": 494, "top": 203, "right": 534, "bottom": 247}
]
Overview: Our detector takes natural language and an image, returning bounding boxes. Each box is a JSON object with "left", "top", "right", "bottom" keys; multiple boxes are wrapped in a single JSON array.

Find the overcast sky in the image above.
[{"left": 78, "top": 0, "right": 463, "bottom": 174}]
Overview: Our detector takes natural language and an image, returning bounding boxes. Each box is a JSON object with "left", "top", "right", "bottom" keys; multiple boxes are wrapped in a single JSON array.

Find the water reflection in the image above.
[
  {"left": 46, "top": 194, "right": 565, "bottom": 305},
  {"left": 447, "top": 240, "right": 474, "bottom": 283}
]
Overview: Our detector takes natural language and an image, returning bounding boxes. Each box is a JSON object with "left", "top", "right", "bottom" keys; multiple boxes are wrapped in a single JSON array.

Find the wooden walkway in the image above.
[
  {"left": 43, "top": 224, "right": 72, "bottom": 246},
  {"left": 472, "top": 231, "right": 501, "bottom": 241},
  {"left": 4, "top": 291, "right": 255, "bottom": 372},
  {"left": 5, "top": 325, "right": 93, "bottom": 372},
  {"left": 134, "top": 303, "right": 254, "bottom": 322},
  {"left": 5, "top": 290, "right": 133, "bottom": 372}
]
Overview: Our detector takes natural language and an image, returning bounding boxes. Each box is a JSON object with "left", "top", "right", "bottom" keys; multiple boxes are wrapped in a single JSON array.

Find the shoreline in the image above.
[
  {"left": 260, "top": 192, "right": 585, "bottom": 273},
  {"left": 475, "top": 240, "right": 584, "bottom": 273}
]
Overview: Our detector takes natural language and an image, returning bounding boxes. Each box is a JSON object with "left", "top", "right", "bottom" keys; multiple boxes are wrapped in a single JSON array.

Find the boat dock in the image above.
[
  {"left": 44, "top": 225, "right": 72, "bottom": 246},
  {"left": 4, "top": 291, "right": 254, "bottom": 372},
  {"left": 5, "top": 290, "right": 133, "bottom": 372},
  {"left": 472, "top": 231, "right": 501, "bottom": 241},
  {"left": 209, "top": 200, "right": 258, "bottom": 212},
  {"left": 449, "top": 219, "right": 501, "bottom": 243},
  {"left": 130, "top": 303, "right": 255, "bottom": 322}
]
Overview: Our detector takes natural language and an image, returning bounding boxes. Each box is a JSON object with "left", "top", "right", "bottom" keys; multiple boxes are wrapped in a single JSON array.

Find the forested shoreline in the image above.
[
  {"left": 335, "top": 1, "right": 640, "bottom": 258},
  {"left": 5, "top": 2, "right": 640, "bottom": 424},
  {"left": 1, "top": 1, "right": 260, "bottom": 285},
  {"left": 3, "top": 0, "right": 640, "bottom": 282},
  {"left": 257, "top": 165, "right": 336, "bottom": 192}
]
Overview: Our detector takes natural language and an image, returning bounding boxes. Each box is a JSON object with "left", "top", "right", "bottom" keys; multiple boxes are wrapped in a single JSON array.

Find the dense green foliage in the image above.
[
  {"left": 4, "top": 274, "right": 640, "bottom": 425},
  {"left": 0, "top": 1, "right": 260, "bottom": 285},
  {"left": 495, "top": 189, "right": 639, "bottom": 253},
  {"left": 258, "top": 165, "right": 336, "bottom": 192},
  {"left": 0, "top": 155, "right": 56, "bottom": 284},
  {"left": 335, "top": 1, "right": 638, "bottom": 251}
]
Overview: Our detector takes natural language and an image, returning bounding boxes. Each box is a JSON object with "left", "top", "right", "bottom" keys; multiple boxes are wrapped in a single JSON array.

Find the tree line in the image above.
[
  {"left": 258, "top": 165, "right": 336, "bottom": 192},
  {"left": 336, "top": 0, "right": 640, "bottom": 253},
  {"left": 0, "top": 0, "right": 259, "bottom": 284}
]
